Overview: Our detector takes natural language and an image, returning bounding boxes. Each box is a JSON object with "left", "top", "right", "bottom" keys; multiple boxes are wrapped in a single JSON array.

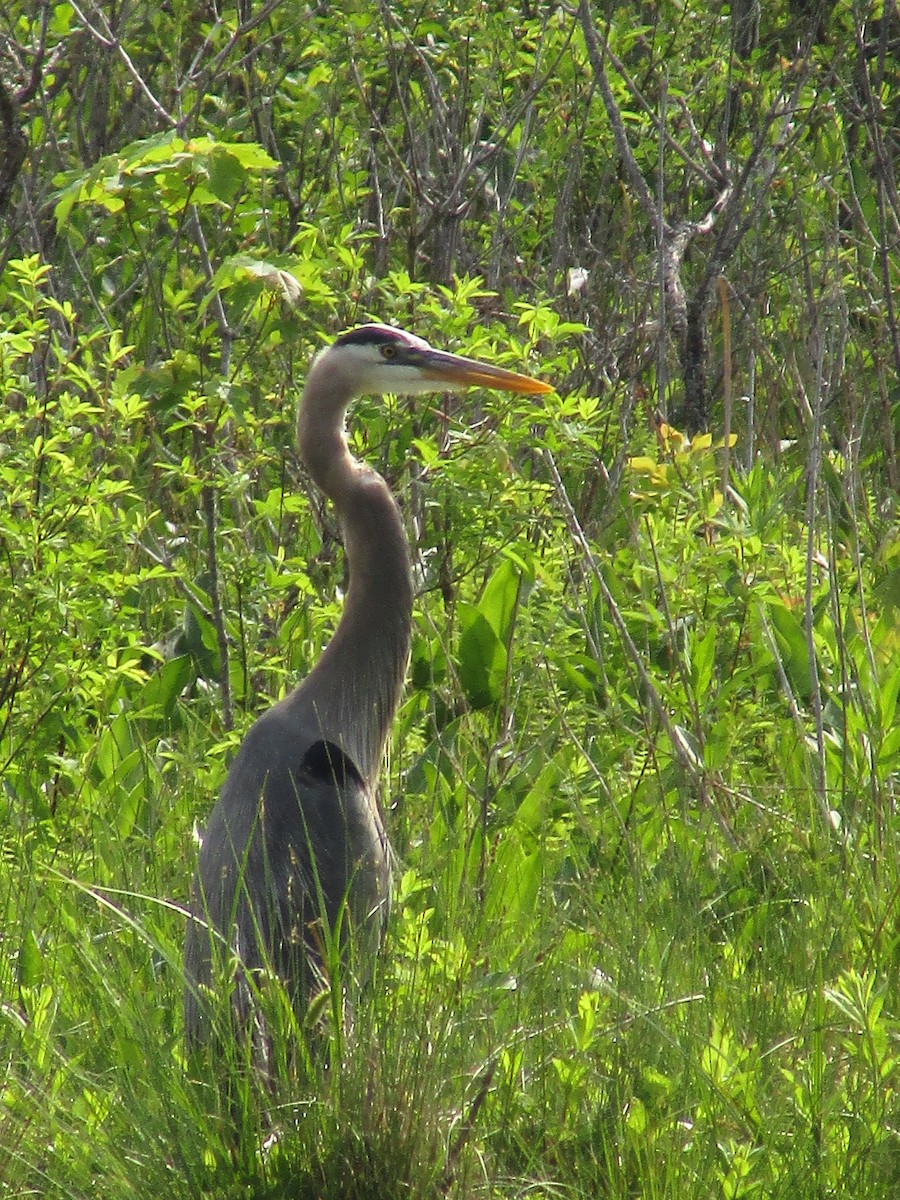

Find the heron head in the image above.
[{"left": 315, "top": 323, "right": 554, "bottom": 399}]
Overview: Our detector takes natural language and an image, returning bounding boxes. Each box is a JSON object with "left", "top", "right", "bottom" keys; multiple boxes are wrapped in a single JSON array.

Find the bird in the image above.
[{"left": 183, "top": 323, "right": 552, "bottom": 1046}]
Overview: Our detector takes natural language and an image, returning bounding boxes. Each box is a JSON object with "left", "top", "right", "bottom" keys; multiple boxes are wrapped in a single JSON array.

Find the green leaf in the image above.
[
  {"left": 18, "top": 929, "right": 43, "bottom": 990},
  {"left": 768, "top": 601, "right": 813, "bottom": 702},
  {"left": 136, "top": 655, "right": 192, "bottom": 721},
  {"left": 183, "top": 601, "right": 220, "bottom": 680},
  {"left": 478, "top": 557, "right": 521, "bottom": 645},
  {"left": 692, "top": 624, "right": 717, "bottom": 700},
  {"left": 213, "top": 141, "right": 279, "bottom": 170},
  {"left": 410, "top": 633, "right": 447, "bottom": 690},
  {"left": 511, "top": 757, "right": 561, "bottom": 837},
  {"left": 206, "top": 148, "right": 247, "bottom": 203},
  {"left": 879, "top": 665, "right": 900, "bottom": 732},
  {"left": 95, "top": 713, "right": 139, "bottom": 784},
  {"left": 487, "top": 839, "right": 543, "bottom": 928},
  {"left": 457, "top": 605, "right": 506, "bottom": 709},
  {"left": 878, "top": 724, "right": 900, "bottom": 769}
]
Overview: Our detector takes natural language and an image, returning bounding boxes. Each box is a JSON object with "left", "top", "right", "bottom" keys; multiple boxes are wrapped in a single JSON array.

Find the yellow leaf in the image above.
[
  {"left": 628, "top": 456, "right": 659, "bottom": 474},
  {"left": 658, "top": 422, "right": 688, "bottom": 452}
]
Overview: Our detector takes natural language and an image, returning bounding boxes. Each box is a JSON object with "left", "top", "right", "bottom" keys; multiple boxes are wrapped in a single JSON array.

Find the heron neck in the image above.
[{"left": 295, "top": 385, "right": 413, "bottom": 787}]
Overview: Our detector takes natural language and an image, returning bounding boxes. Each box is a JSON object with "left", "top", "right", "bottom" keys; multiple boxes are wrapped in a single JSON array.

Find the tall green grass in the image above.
[{"left": 2, "top": 261, "right": 899, "bottom": 1196}]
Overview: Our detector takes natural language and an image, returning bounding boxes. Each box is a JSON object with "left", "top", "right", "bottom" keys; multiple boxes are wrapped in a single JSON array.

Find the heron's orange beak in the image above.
[{"left": 415, "top": 348, "right": 554, "bottom": 394}]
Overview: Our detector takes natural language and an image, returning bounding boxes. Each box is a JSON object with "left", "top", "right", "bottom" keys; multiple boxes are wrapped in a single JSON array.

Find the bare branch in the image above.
[
  {"left": 202, "top": 477, "right": 233, "bottom": 734},
  {"left": 0, "top": 75, "right": 28, "bottom": 218},
  {"left": 190, "top": 207, "right": 234, "bottom": 380},
  {"left": 178, "top": 0, "right": 284, "bottom": 132},
  {"left": 577, "top": 0, "right": 657, "bottom": 227},
  {"left": 68, "top": 0, "right": 176, "bottom": 128},
  {"left": 603, "top": 37, "right": 726, "bottom": 191}
]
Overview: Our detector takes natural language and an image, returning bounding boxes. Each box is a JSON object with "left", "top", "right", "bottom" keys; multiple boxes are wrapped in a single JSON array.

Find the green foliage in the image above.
[{"left": 1, "top": 1, "right": 899, "bottom": 1197}]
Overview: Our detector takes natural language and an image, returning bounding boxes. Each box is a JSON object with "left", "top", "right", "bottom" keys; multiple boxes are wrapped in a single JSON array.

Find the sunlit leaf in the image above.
[{"left": 457, "top": 605, "right": 506, "bottom": 709}]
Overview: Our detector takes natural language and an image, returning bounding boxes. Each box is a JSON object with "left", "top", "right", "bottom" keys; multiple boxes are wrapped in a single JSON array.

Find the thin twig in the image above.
[
  {"left": 718, "top": 276, "right": 733, "bottom": 494},
  {"left": 577, "top": 0, "right": 657, "bottom": 225},
  {"left": 543, "top": 449, "right": 737, "bottom": 850},
  {"left": 202, "top": 478, "right": 233, "bottom": 733},
  {"left": 440, "top": 1060, "right": 497, "bottom": 1190},
  {"left": 69, "top": 0, "right": 177, "bottom": 127},
  {"left": 802, "top": 322, "right": 829, "bottom": 827},
  {"left": 190, "top": 206, "right": 234, "bottom": 379},
  {"left": 656, "top": 69, "right": 668, "bottom": 414}
]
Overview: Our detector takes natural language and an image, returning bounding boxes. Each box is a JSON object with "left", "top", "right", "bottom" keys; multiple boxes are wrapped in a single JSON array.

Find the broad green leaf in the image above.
[
  {"left": 879, "top": 665, "right": 900, "bottom": 731},
  {"left": 213, "top": 141, "right": 279, "bottom": 170},
  {"left": 692, "top": 624, "right": 717, "bottom": 699},
  {"left": 136, "top": 655, "right": 192, "bottom": 721},
  {"left": 487, "top": 839, "right": 543, "bottom": 928},
  {"left": 628, "top": 455, "right": 659, "bottom": 473},
  {"left": 510, "top": 756, "right": 563, "bottom": 837},
  {"left": 478, "top": 557, "right": 521, "bottom": 645},
  {"left": 95, "top": 713, "right": 135, "bottom": 782},
  {"left": 18, "top": 929, "right": 43, "bottom": 989},
  {"left": 457, "top": 605, "right": 506, "bottom": 709},
  {"left": 768, "top": 600, "right": 814, "bottom": 701},
  {"left": 206, "top": 148, "right": 247, "bottom": 203},
  {"left": 184, "top": 601, "right": 220, "bottom": 680},
  {"left": 410, "top": 633, "right": 447, "bottom": 690},
  {"left": 878, "top": 724, "right": 900, "bottom": 768}
]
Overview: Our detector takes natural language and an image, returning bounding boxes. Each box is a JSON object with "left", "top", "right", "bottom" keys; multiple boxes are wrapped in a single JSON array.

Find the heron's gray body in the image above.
[{"left": 182, "top": 699, "right": 393, "bottom": 1041}]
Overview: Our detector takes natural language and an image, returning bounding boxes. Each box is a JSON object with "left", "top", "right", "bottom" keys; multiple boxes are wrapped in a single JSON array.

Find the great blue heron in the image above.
[{"left": 183, "top": 323, "right": 552, "bottom": 1044}]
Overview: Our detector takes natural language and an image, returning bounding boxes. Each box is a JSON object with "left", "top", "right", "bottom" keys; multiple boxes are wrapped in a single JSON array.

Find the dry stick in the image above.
[
  {"left": 439, "top": 1060, "right": 498, "bottom": 1191},
  {"left": 191, "top": 207, "right": 234, "bottom": 381},
  {"left": 643, "top": 516, "right": 705, "bottom": 767},
  {"left": 185, "top": 0, "right": 283, "bottom": 88},
  {"left": 385, "top": 0, "right": 575, "bottom": 182},
  {"left": 0, "top": 77, "right": 28, "bottom": 219},
  {"left": 656, "top": 69, "right": 668, "bottom": 417},
  {"left": 841, "top": 452, "right": 885, "bottom": 852},
  {"left": 718, "top": 276, "right": 733, "bottom": 496},
  {"left": 477, "top": 576, "right": 526, "bottom": 906},
  {"left": 822, "top": 499, "right": 852, "bottom": 829},
  {"left": 139, "top": 537, "right": 218, "bottom": 628},
  {"left": 201, "top": 477, "right": 233, "bottom": 735},
  {"left": 191, "top": 207, "right": 235, "bottom": 733},
  {"left": 577, "top": 0, "right": 737, "bottom": 238},
  {"left": 579, "top": 0, "right": 815, "bottom": 432},
  {"left": 853, "top": 12, "right": 900, "bottom": 237},
  {"left": 803, "top": 325, "right": 829, "bottom": 831},
  {"left": 844, "top": 444, "right": 880, "bottom": 703},
  {"left": 58, "top": 3, "right": 237, "bottom": 739},
  {"left": 745, "top": 348, "right": 756, "bottom": 472},
  {"left": 539, "top": 658, "right": 624, "bottom": 839},
  {"left": 852, "top": 12, "right": 900, "bottom": 415},
  {"left": 542, "top": 450, "right": 737, "bottom": 847},
  {"left": 577, "top": 0, "right": 656, "bottom": 223},
  {"left": 8, "top": 0, "right": 52, "bottom": 106},
  {"left": 3, "top": 11, "right": 66, "bottom": 233},
  {"left": 757, "top": 606, "right": 834, "bottom": 844},
  {"left": 599, "top": 33, "right": 724, "bottom": 189},
  {"left": 69, "top": 0, "right": 177, "bottom": 127}
]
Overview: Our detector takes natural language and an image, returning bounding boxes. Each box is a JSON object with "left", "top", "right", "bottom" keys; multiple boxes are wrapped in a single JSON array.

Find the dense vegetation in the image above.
[{"left": 1, "top": 1, "right": 898, "bottom": 1196}]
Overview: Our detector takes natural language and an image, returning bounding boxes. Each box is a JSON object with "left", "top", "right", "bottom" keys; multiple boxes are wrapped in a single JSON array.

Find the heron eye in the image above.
[{"left": 380, "top": 344, "right": 397, "bottom": 360}]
